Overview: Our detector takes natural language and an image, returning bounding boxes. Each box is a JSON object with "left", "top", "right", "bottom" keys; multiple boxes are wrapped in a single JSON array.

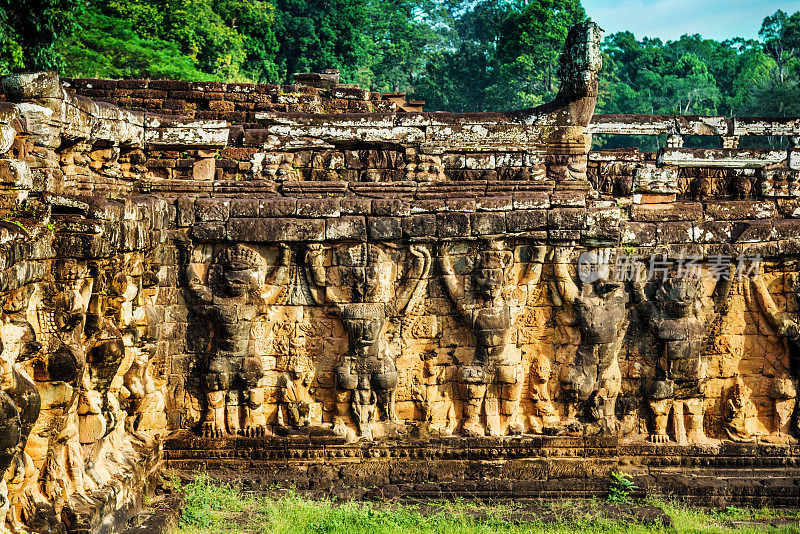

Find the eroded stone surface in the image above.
[{"left": 3, "top": 19, "right": 800, "bottom": 531}]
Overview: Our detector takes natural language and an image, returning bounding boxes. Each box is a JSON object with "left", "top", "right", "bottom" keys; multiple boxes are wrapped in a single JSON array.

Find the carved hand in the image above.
[
  {"left": 305, "top": 244, "right": 326, "bottom": 286},
  {"left": 533, "top": 245, "right": 547, "bottom": 263},
  {"left": 776, "top": 313, "right": 800, "bottom": 339},
  {"left": 553, "top": 246, "right": 572, "bottom": 263}
]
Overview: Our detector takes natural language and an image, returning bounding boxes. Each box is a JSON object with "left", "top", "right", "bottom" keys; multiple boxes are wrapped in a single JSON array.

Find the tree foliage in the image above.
[{"left": 0, "top": 0, "right": 796, "bottom": 125}]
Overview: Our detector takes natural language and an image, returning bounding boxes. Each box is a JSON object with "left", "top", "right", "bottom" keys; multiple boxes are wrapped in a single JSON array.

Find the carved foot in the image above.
[
  {"left": 462, "top": 422, "right": 484, "bottom": 437},
  {"left": 358, "top": 428, "right": 374, "bottom": 441},
  {"left": 202, "top": 421, "right": 225, "bottom": 438},
  {"left": 507, "top": 421, "right": 524, "bottom": 436},
  {"left": 242, "top": 425, "right": 268, "bottom": 438},
  {"left": 648, "top": 433, "right": 669, "bottom": 444},
  {"left": 333, "top": 419, "right": 348, "bottom": 438},
  {"left": 686, "top": 429, "right": 712, "bottom": 445}
]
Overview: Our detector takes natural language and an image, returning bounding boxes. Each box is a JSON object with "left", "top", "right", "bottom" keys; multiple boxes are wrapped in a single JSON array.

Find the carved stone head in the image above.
[
  {"left": 473, "top": 241, "right": 511, "bottom": 300},
  {"left": 530, "top": 354, "right": 551, "bottom": 385},
  {"left": 215, "top": 244, "right": 265, "bottom": 298},
  {"left": 656, "top": 275, "right": 703, "bottom": 318}
]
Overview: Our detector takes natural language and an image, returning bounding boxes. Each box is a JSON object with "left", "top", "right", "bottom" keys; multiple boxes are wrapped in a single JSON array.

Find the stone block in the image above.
[
  {"left": 470, "top": 212, "right": 506, "bottom": 235},
  {"left": 732, "top": 220, "right": 775, "bottom": 243},
  {"left": 477, "top": 196, "right": 512, "bottom": 211},
  {"left": 513, "top": 193, "right": 550, "bottom": 210},
  {"left": 326, "top": 216, "right": 367, "bottom": 240},
  {"left": 260, "top": 198, "right": 297, "bottom": 217},
  {"left": 367, "top": 217, "right": 402, "bottom": 240},
  {"left": 193, "top": 157, "right": 216, "bottom": 180},
  {"left": 437, "top": 213, "right": 470, "bottom": 237},
  {"left": 656, "top": 222, "right": 694, "bottom": 244},
  {"left": 693, "top": 221, "right": 733, "bottom": 244},
  {"left": 229, "top": 199, "right": 260, "bottom": 218},
  {"left": 340, "top": 199, "right": 372, "bottom": 215},
  {"left": 297, "top": 198, "right": 340, "bottom": 218},
  {"left": 548, "top": 208, "right": 586, "bottom": 230},
  {"left": 507, "top": 210, "right": 547, "bottom": 232},
  {"left": 373, "top": 199, "right": 411, "bottom": 216},
  {"left": 402, "top": 214, "right": 436, "bottom": 238},
  {"left": 630, "top": 202, "right": 703, "bottom": 222},
  {"left": 192, "top": 221, "right": 226, "bottom": 240},
  {"left": 195, "top": 198, "right": 230, "bottom": 221},
  {"left": 228, "top": 217, "right": 325, "bottom": 242},
  {"left": 773, "top": 219, "right": 800, "bottom": 240},
  {"left": 550, "top": 191, "right": 587, "bottom": 207},
  {"left": 705, "top": 201, "right": 776, "bottom": 220}
]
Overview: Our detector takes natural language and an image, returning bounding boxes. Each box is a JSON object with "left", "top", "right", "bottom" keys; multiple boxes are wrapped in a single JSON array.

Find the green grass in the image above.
[{"left": 167, "top": 472, "right": 800, "bottom": 534}]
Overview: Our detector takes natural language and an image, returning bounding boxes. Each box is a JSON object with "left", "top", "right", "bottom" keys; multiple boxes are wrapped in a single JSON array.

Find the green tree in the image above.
[
  {"left": 214, "top": 0, "right": 280, "bottom": 82},
  {"left": 491, "top": 0, "right": 585, "bottom": 108},
  {"left": 413, "top": 0, "right": 584, "bottom": 112},
  {"left": 0, "top": 0, "right": 81, "bottom": 71},
  {"left": 61, "top": 9, "right": 211, "bottom": 79},
  {"left": 361, "top": 0, "right": 437, "bottom": 92},
  {"left": 759, "top": 10, "right": 800, "bottom": 83},
  {"left": 273, "top": 0, "right": 371, "bottom": 83}
]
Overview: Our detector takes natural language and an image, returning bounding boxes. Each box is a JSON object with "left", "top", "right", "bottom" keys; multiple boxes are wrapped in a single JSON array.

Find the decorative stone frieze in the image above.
[{"left": 3, "top": 19, "right": 800, "bottom": 531}]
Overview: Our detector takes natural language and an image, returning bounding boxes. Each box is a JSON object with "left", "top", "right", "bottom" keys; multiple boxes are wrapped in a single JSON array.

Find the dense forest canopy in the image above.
[{"left": 0, "top": 0, "right": 797, "bottom": 121}]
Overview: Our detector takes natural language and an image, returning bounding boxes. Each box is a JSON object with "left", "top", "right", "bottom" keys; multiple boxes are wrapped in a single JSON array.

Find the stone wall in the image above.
[{"left": 3, "top": 20, "right": 800, "bottom": 532}]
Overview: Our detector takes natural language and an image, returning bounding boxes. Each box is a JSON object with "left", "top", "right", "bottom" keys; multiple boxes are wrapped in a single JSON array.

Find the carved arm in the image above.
[
  {"left": 396, "top": 244, "right": 431, "bottom": 314},
  {"left": 176, "top": 239, "right": 212, "bottom": 304},
  {"left": 749, "top": 271, "right": 799, "bottom": 338},
  {"left": 255, "top": 244, "right": 291, "bottom": 307},
  {"left": 712, "top": 263, "right": 736, "bottom": 314},
  {"left": 438, "top": 243, "right": 470, "bottom": 323},
  {"left": 553, "top": 246, "right": 579, "bottom": 305}
]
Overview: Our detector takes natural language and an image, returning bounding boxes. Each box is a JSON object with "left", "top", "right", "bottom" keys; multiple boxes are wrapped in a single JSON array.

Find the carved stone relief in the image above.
[
  {"left": 181, "top": 242, "right": 289, "bottom": 437},
  {"left": 440, "top": 240, "right": 545, "bottom": 437}
]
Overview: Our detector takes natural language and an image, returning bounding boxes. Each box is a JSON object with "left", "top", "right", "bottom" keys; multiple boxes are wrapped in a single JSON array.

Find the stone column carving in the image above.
[
  {"left": 0, "top": 292, "right": 41, "bottom": 531},
  {"left": 528, "top": 354, "right": 558, "bottom": 434},
  {"left": 305, "top": 243, "right": 430, "bottom": 440},
  {"left": 279, "top": 327, "right": 315, "bottom": 429},
  {"left": 181, "top": 242, "right": 289, "bottom": 437},
  {"left": 27, "top": 260, "right": 94, "bottom": 513},
  {"left": 636, "top": 267, "right": 733, "bottom": 444},
  {"left": 746, "top": 269, "right": 799, "bottom": 437},
  {"left": 551, "top": 247, "right": 629, "bottom": 434},
  {"left": 545, "top": 21, "right": 603, "bottom": 189},
  {"left": 120, "top": 261, "right": 165, "bottom": 441},
  {"left": 439, "top": 241, "right": 545, "bottom": 437}
]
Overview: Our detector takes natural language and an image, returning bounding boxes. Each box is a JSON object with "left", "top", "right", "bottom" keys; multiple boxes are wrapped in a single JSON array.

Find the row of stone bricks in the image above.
[
  {"left": 622, "top": 219, "right": 800, "bottom": 246},
  {"left": 175, "top": 195, "right": 797, "bottom": 219},
  {"left": 173, "top": 198, "right": 800, "bottom": 250},
  {"left": 176, "top": 195, "right": 616, "bottom": 222},
  {"left": 60, "top": 77, "right": 399, "bottom": 120},
  {"left": 184, "top": 213, "right": 621, "bottom": 243}
]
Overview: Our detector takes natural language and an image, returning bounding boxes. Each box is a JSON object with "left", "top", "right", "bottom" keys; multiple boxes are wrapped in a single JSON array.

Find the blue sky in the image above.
[{"left": 582, "top": 0, "right": 800, "bottom": 42}]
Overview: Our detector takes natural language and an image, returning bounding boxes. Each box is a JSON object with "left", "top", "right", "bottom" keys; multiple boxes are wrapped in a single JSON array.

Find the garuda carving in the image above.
[
  {"left": 0, "top": 290, "right": 41, "bottom": 531},
  {"left": 746, "top": 268, "right": 799, "bottom": 438},
  {"left": 182, "top": 242, "right": 289, "bottom": 437},
  {"left": 305, "top": 243, "right": 430, "bottom": 440},
  {"left": 440, "top": 241, "right": 545, "bottom": 437},
  {"left": 551, "top": 247, "right": 629, "bottom": 434},
  {"left": 636, "top": 266, "right": 733, "bottom": 444}
]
